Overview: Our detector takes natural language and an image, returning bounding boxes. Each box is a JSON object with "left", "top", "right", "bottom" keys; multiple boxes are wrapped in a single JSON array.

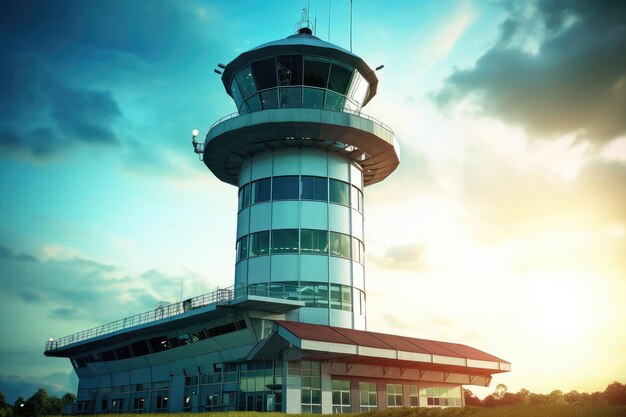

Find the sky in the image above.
[{"left": 0, "top": 0, "right": 625, "bottom": 403}]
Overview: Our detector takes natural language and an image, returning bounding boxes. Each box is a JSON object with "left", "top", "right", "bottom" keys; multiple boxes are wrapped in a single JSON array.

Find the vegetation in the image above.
[{"left": 0, "top": 382, "right": 624, "bottom": 416}]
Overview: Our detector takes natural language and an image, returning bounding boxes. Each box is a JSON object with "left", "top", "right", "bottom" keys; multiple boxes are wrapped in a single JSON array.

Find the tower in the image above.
[
  {"left": 45, "top": 17, "right": 509, "bottom": 415},
  {"left": 197, "top": 21, "right": 399, "bottom": 331}
]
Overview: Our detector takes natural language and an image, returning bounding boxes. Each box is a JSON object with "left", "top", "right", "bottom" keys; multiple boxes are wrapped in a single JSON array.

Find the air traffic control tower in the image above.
[
  {"left": 45, "top": 17, "right": 509, "bottom": 415},
  {"left": 196, "top": 20, "right": 399, "bottom": 332}
]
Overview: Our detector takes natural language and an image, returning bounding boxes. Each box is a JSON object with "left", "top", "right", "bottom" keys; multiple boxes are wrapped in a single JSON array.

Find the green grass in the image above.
[{"left": 53, "top": 404, "right": 626, "bottom": 417}]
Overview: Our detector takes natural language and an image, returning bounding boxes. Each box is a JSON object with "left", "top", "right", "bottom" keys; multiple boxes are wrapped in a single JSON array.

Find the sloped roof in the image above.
[{"left": 276, "top": 320, "right": 510, "bottom": 374}]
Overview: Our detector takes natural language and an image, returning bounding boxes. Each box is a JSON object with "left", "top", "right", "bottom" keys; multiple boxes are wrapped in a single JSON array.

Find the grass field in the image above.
[{"left": 59, "top": 404, "right": 626, "bottom": 417}]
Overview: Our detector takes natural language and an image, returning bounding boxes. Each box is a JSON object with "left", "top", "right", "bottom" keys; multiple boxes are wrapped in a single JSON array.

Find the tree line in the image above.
[
  {"left": 0, "top": 389, "right": 75, "bottom": 417},
  {"left": 464, "top": 381, "right": 626, "bottom": 407}
]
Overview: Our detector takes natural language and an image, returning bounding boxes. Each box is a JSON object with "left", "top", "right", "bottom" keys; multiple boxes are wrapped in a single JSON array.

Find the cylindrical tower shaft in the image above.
[{"left": 200, "top": 30, "right": 399, "bottom": 331}]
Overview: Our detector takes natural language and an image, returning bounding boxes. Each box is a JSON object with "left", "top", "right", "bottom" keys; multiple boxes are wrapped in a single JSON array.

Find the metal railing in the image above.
[
  {"left": 45, "top": 285, "right": 237, "bottom": 352},
  {"left": 44, "top": 282, "right": 313, "bottom": 353},
  {"left": 208, "top": 106, "right": 394, "bottom": 135}
]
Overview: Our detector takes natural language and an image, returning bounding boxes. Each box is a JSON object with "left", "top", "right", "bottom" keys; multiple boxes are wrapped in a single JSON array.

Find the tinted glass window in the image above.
[
  {"left": 329, "top": 179, "right": 350, "bottom": 205},
  {"left": 328, "top": 62, "right": 353, "bottom": 94},
  {"left": 249, "top": 231, "right": 270, "bottom": 256},
  {"left": 260, "top": 89, "right": 278, "bottom": 109},
  {"left": 272, "top": 229, "right": 299, "bottom": 253},
  {"left": 279, "top": 86, "right": 302, "bottom": 108},
  {"left": 303, "top": 87, "right": 325, "bottom": 109},
  {"left": 276, "top": 55, "right": 303, "bottom": 86},
  {"left": 325, "top": 91, "right": 346, "bottom": 111},
  {"left": 251, "top": 58, "right": 277, "bottom": 90},
  {"left": 235, "top": 65, "right": 256, "bottom": 98},
  {"left": 114, "top": 345, "right": 132, "bottom": 360},
  {"left": 131, "top": 340, "right": 149, "bottom": 356},
  {"left": 350, "top": 185, "right": 363, "bottom": 212},
  {"left": 330, "top": 232, "right": 351, "bottom": 258},
  {"left": 230, "top": 80, "right": 244, "bottom": 107},
  {"left": 252, "top": 178, "right": 271, "bottom": 204},
  {"left": 301, "top": 176, "right": 327, "bottom": 200},
  {"left": 245, "top": 94, "right": 262, "bottom": 112},
  {"left": 301, "top": 229, "right": 328, "bottom": 254},
  {"left": 273, "top": 176, "right": 299, "bottom": 200},
  {"left": 239, "top": 183, "right": 250, "bottom": 210},
  {"left": 304, "top": 56, "right": 331, "bottom": 88},
  {"left": 237, "top": 236, "right": 248, "bottom": 261}
]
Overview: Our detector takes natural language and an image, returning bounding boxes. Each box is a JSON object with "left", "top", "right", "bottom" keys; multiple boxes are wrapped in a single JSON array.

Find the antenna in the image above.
[{"left": 350, "top": 0, "right": 353, "bottom": 52}]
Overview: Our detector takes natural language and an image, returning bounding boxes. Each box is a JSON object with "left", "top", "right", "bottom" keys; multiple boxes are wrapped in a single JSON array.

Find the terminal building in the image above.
[{"left": 44, "top": 16, "right": 510, "bottom": 414}]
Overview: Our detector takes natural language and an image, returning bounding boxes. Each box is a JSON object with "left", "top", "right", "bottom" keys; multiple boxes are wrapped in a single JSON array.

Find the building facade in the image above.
[{"left": 45, "top": 19, "right": 510, "bottom": 414}]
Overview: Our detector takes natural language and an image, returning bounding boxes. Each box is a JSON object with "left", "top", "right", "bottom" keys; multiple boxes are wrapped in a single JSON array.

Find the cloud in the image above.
[
  {"left": 0, "top": 372, "right": 77, "bottom": 403},
  {"left": 48, "top": 307, "right": 81, "bottom": 320},
  {"left": 433, "top": 0, "right": 626, "bottom": 143},
  {"left": 0, "top": 54, "right": 121, "bottom": 160},
  {"left": 369, "top": 243, "right": 430, "bottom": 271},
  {"left": 0, "top": 245, "right": 38, "bottom": 262}
]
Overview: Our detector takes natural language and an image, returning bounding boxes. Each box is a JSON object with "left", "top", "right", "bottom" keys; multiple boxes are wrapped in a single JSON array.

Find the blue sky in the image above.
[{"left": 1, "top": 0, "right": 625, "bottom": 402}]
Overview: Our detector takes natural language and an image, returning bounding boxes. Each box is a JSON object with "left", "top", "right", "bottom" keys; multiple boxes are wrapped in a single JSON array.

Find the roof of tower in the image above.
[{"left": 221, "top": 33, "right": 379, "bottom": 107}]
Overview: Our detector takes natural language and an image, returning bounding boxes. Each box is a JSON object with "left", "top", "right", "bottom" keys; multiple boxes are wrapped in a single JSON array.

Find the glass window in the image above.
[
  {"left": 325, "top": 91, "right": 346, "bottom": 111},
  {"left": 409, "top": 385, "right": 419, "bottom": 407},
  {"left": 251, "top": 178, "right": 271, "bottom": 204},
  {"left": 230, "top": 79, "right": 244, "bottom": 108},
  {"left": 301, "top": 229, "right": 328, "bottom": 254},
  {"left": 301, "top": 176, "right": 327, "bottom": 201},
  {"left": 276, "top": 55, "right": 303, "bottom": 86},
  {"left": 350, "top": 185, "right": 363, "bottom": 212},
  {"left": 237, "top": 236, "right": 248, "bottom": 261},
  {"left": 273, "top": 176, "right": 299, "bottom": 200},
  {"left": 251, "top": 58, "right": 277, "bottom": 91},
  {"left": 330, "top": 232, "right": 351, "bottom": 258},
  {"left": 387, "top": 384, "right": 403, "bottom": 407},
  {"left": 303, "top": 87, "right": 325, "bottom": 109},
  {"left": 329, "top": 179, "right": 350, "bottom": 205},
  {"left": 260, "top": 89, "right": 278, "bottom": 109},
  {"left": 235, "top": 65, "right": 256, "bottom": 98},
  {"left": 149, "top": 336, "right": 169, "bottom": 353},
  {"left": 239, "top": 183, "right": 251, "bottom": 210},
  {"left": 359, "top": 382, "right": 377, "bottom": 411},
  {"left": 304, "top": 56, "right": 331, "bottom": 88},
  {"left": 331, "top": 380, "right": 351, "bottom": 413},
  {"left": 245, "top": 94, "right": 262, "bottom": 112},
  {"left": 249, "top": 231, "right": 270, "bottom": 256},
  {"left": 328, "top": 62, "right": 353, "bottom": 95},
  {"left": 279, "top": 86, "right": 302, "bottom": 108},
  {"left": 131, "top": 340, "right": 149, "bottom": 357},
  {"left": 341, "top": 286, "right": 352, "bottom": 312},
  {"left": 271, "top": 229, "right": 299, "bottom": 253},
  {"left": 351, "top": 237, "right": 364, "bottom": 263}
]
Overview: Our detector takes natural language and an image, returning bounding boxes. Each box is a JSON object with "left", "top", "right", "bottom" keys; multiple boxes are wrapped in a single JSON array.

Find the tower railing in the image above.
[
  {"left": 208, "top": 106, "right": 394, "bottom": 135},
  {"left": 44, "top": 283, "right": 308, "bottom": 353}
]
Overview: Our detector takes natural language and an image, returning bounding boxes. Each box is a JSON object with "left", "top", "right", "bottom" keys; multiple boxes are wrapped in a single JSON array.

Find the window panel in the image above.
[
  {"left": 252, "top": 178, "right": 271, "bottom": 204},
  {"left": 239, "top": 183, "right": 251, "bottom": 210},
  {"left": 237, "top": 236, "right": 248, "bottom": 261},
  {"left": 249, "top": 231, "right": 270, "bottom": 256},
  {"left": 245, "top": 93, "right": 262, "bottom": 112},
  {"left": 251, "top": 58, "right": 277, "bottom": 90},
  {"left": 235, "top": 65, "right": 256, "bottom": 98},
  {"left": 271, "top": 229, "right": 299, "bottom": 253},
  {"left": 301, "top": 229, "right": 328, "bottom": 254},
  {"left": 272, "top": 176, "right": 299, "bottom": 200},
  {"left": 328, "top": 62, "right": 353, "bottom": 95},
  {"left": 330, "top": 232, "right": 351, "bottom": 258},
  {"left": 303, "top": 87, "right": 325, "bottom": 109},
  {"left": 301, "top": 176, "right": 328, "bottom": 201},
  {"left": 276, "top": 55, "right": 303, "bottom": 86},
  {"left": 260, "top": 89, "right": 278, "bottom": 109},
  {"left": 304, "top": 56, "right": 331, "bottom": 88},
  {"left": 325, "top": 91, "right": 346, "bottom": 111},
  {"left": 329, "top": 179, "right": 350, "bottom": 205},
  {"left": 230, "top": 79, "right": 244, "bottom": 108}
]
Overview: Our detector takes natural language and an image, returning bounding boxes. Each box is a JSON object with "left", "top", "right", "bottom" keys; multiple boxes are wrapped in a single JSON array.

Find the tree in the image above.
[
  {"left": 493, "top": 383, "right": 508, "bottom": 399},
  {"left": 60, "top": 393, "right": 75, "bottom": 406},
  {"left": 463, "top": 388, "right": 482, "bottom": 406},
  {"left": 549, "top": 389, "right": 566, "bottom": 404},
  {"left": 604, "top": 381, "right": 626, "bottom": 405},
  {"left": 0, "top": 392, "right": 12, "bottom": 417},
  {"left": 12, "top": 398, "right": 26, "bottom": 417},
  {"left": 24, "top": 389, "right": 48, "bottom": 417}
]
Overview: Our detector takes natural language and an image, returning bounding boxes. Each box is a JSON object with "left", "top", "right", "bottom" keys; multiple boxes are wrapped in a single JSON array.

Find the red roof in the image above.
[{"left": 276, "top": 320, "right": 509, "bottom": 364}]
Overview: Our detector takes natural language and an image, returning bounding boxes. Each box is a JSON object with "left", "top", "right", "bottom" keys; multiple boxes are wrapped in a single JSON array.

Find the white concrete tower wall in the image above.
[{"left": 235, "top": 147, "right": 366, "bottom": 330}]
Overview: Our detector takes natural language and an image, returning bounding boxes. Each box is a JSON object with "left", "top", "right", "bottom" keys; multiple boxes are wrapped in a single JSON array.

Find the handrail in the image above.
[
  {"left": 45, "top": 285, "right": 238, "bottom": 352},
  {"left": 44, "top": 282, "right": 311, "bottom": 353},
  {"left": 208, "top": 107, "right": 395, "bottom": 135}
]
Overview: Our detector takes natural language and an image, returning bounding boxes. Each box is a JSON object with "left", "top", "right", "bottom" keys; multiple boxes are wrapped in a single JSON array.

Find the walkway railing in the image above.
[
  {"left": 44, "top": 283, "right": 307, "bottom": 353},
  {"left": 45, "top": 285, "right": 238, "bottom": 352}
]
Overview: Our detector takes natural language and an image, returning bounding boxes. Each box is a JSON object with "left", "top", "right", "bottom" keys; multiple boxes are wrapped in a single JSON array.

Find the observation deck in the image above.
[{"left": 43, "top": 283, "right": 306, "bottom": 356}]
